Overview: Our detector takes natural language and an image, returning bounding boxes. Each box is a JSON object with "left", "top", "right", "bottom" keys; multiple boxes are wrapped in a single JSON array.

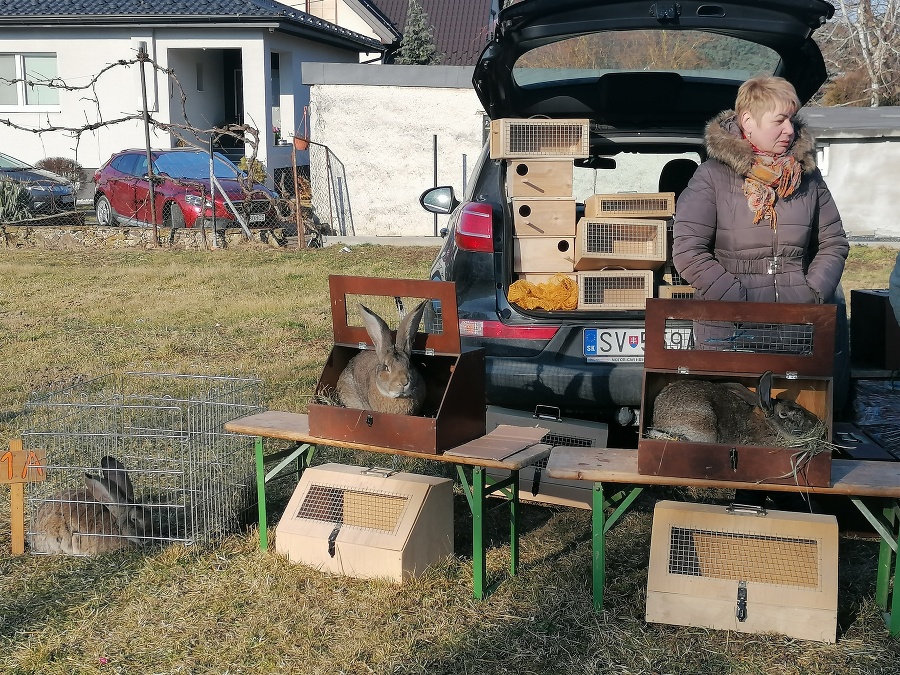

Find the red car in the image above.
[{"left": 93, "top": 148, "right": 279, "bottom": 230}]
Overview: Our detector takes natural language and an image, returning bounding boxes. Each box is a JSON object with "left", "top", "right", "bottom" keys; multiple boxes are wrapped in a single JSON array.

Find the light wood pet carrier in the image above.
[
  {"left": 490, "top": 118, "right": 590, "bottom": 159},
  {"left": 574, "top": 218, "right": 668, "bottom": 270},
  {"left": 646, "top": 501, "right": 838, "bottom": 642},
  {"left": 577, "top": 270, "right": 653, "bottom": 310},
  {"left": 275, "top": 463, "right": 453, "bottom": 582},
  {"left": 584, "top": 192, "right": 675, "bottom": 219},
  {"left": 506, "top": 159, "right": 574, "bottom": 198}
]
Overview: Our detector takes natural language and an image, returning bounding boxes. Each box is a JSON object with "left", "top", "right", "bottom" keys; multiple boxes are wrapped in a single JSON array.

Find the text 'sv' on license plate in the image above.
[{"left": 583, "top": 328, "right": 692, "bottom": 363}]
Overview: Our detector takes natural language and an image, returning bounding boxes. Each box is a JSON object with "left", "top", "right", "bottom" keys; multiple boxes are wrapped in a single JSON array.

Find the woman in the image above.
[{"left": 673, "top": 75, "right": 848, "bottom": 308}]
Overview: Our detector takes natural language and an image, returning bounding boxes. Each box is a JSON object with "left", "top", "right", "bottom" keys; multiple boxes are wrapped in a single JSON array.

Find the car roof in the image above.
[{"left": 474, "top": 0, "right": 834, "bottom": 127}]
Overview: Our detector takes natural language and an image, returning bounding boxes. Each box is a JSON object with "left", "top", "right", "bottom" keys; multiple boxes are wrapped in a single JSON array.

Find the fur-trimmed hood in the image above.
[{"left": 704, "top": 110, "right": 818, "bottom": 176}]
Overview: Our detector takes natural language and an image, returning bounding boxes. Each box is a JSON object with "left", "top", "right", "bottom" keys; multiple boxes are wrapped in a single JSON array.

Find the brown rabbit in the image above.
[
  {"left": 335, "top": 300, "right": 428, "bottom": 415},
  {"left": 649, "top": 371, "right": 824, "bottom": 446},
  {"left": 30, "top": 456, "right": 149, "bottom": 555}
]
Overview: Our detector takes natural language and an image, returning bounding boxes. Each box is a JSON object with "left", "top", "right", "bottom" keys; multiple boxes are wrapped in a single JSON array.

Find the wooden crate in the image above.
[
  {"left": 658, "top": 285, "right": 696, "bottom": 300},
  {"left": 574, "top": 217, "right": 668, "bottom": 270},
  {"left": 577, "top": 270, "right": 653, "bottom": 310},
  {"left": 275, "top": 463, "right": 453, "bottom": 582},
  {"left": 512, "top": 198, "right": 576, "bottom": 237},
  {"left": 646, "top": 501, "right": 838, "bottom": 642},
  {"left": 513, "top": 236, "right": 576, "bottom": 273},
  {"left": 506, "top": 159, "right": 573, "bottom": 198},
  {"left": 638, "top": 299, "right": 837, "bottom": 486},
  {"left": 307, "top": 276, "right": 486, "bottom": 454},
  {"left": 484, "top": 406, "right": 607, "bottom": 510},
  {"left": 585, "top": 192, "right": 675, "bottom": 218},
  {"left": 490, "top": 118, "right": 590, "bottom": 159},
  {"left": 850, "top": 289, "right": 900, "bottom": 369}
]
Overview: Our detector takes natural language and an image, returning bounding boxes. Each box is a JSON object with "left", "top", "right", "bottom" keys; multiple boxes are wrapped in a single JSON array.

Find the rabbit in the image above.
[
  {"left": 648, "top": 370, "right": 824, "bottom": 446},
  {"left": 335, "top": 300, "right": 428, "bottom": 415},
  {"left": 30, "top": 456, "right": 149, "bottom": 555}
]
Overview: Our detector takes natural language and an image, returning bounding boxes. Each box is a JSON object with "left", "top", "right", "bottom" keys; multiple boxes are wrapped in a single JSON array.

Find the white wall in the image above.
[{"left": 306, "top": 66, "right": 485, "bottom": 236}]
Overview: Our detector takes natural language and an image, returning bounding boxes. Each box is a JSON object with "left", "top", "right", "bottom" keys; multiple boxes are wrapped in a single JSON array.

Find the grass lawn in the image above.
[{"left": 1, "top": 243, "right": 899, "bottom": 674}]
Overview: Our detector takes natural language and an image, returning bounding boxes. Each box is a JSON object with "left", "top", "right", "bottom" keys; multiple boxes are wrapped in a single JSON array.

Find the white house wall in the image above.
[{"left": 305, "top": 64, "right": 484, "bottom": 236}]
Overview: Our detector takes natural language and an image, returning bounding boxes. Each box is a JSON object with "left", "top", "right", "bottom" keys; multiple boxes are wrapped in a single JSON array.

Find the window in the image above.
[{"left": 0, "top": 53, "right": 59, "bottom": 106}]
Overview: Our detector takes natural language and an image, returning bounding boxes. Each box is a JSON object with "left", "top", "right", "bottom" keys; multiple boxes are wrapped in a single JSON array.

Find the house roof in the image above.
[
  {"left": 0, "top": 0, "right": 383, "bottom": 52},
  {"left": 374, "top": 0, "right": 494, "bottom": 66}
]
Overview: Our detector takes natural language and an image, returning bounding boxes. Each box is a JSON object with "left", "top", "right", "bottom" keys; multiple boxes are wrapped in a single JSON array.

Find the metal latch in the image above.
[
  {"left": 736, "top": 581, "right": 748, "bottom": 622},
  {"left": 425, "top": 347, "right": 435, "bottom": 356},
  {"left": 677, "top": 366, "right": 690, "bottom": 374},
  {"left": 358, "top": 341, "right": 369, "bottom": 350},
  {"left": 328, "top": 524, "right": 341, "bottom": 557},
  {"left": 533, "top": 405, "right": 562, "bottom": 422},
  {"left": 727, "top": 503, "right": 768, "bottom": 516},
  {"left": 785, "top": 371, "right": 798, "bottom": 380},
  {"left": 362, "top": 466, "right": 398, "bottom": 478}
]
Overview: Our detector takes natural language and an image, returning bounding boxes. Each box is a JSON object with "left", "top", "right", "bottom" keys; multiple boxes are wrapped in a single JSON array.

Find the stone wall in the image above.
[{"left": 0, "top": 225, "right": 288, "bottom": 250}]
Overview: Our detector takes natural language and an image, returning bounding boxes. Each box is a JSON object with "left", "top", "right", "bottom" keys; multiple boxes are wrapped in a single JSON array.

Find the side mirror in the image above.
[{"left": 419, "top": 186, "right": 459, "bottom": 215}]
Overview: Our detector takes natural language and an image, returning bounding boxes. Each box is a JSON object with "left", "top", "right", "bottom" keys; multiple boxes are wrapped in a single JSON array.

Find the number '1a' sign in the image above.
[{"left": 0, "top": 446, "right": 46, "bottom": 483}]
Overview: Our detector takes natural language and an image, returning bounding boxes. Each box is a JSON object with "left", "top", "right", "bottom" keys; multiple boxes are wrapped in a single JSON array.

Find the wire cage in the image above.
[{"left": 21, "top": 371, "right": 264, "bottom": 554}]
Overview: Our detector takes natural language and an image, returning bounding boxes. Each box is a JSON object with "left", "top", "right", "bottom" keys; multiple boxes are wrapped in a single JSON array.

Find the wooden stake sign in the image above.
[{"left": 3, "top": 439, "right": 46, "bottom": 555}]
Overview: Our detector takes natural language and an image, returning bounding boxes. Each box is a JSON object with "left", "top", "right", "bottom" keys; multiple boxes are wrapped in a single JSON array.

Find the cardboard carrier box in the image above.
[
  {"left": 307, "top": 276, "right": 486, "bottom": 454},
  {"left": 638, "top": 299, "right": 837, "bottom": 487},
  {"left": 646, "top": 501, "right": 838, "bottom": 642}
]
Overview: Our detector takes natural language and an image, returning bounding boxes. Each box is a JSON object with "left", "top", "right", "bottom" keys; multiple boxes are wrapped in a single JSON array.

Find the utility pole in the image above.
[{"left": 138, "top": 42, "right": 159, "bottom": 246}]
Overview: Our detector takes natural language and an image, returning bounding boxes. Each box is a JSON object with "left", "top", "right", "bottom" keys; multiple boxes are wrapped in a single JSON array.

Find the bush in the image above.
[
  {"left": 34, "top": 157, "right": 87, "bottom": 190},
  {"left": 0, "top": 179, "right": 34, "bottom": 223},
  {"left": 237, "top": 157, "right": 267, "bottom": 184}
]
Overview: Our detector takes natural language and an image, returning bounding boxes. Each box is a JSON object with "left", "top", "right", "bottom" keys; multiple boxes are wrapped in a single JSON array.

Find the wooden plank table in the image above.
[
  {"left": 224, "top": 410, "right": 551, "bottom": 600},
  {"left": 546, "top": 446, "right": 900, "bottom": 637}
]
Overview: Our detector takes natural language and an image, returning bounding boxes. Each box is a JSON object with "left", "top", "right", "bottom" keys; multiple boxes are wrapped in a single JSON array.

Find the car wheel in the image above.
[
  {"left": 167, "top": 204, "right": 186, "bottom": 229},
  {"left": 95, "top": 195, "right": 116, "bottom": 226}
]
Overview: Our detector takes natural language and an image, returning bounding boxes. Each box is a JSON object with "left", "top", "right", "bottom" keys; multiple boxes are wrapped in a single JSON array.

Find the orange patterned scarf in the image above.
[{"left": 743, "top": 152, "right": 801, "bottom": 230}]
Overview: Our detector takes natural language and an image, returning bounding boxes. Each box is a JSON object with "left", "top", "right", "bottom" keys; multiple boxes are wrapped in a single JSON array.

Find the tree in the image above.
[
  {"left": 818, "top": 0, "right": 900, "bottom": 106},
  {"left": 394, "top": 0, "right": 444, "bottom": 65}
]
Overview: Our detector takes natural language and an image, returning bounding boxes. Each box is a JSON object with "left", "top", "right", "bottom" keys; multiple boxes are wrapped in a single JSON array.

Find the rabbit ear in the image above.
[
  {"left": 84, "top": 472, "right": 124, "bottom": 507},
  {"left": 101, "top": 456, "right": 135, "bottom": 502},
  {"left": 722, "top": 382, "right": 758, "bottom": 406},
  {"left": 396, "top": 300, "right": 428, "bottom": 356},
  {"left": 359, "top": 304, "right": 394, "bottom": 359},
  {"left": 757, "top": 371, "right": 775, "bottom": 413}
]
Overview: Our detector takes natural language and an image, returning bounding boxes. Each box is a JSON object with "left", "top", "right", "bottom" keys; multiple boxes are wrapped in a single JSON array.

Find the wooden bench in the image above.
[
  {"left": 546, "top": 446, "right": 900, "bottom": 638},
  {"left": 224, "top": 410, "right": 551, "bottom": 599}
]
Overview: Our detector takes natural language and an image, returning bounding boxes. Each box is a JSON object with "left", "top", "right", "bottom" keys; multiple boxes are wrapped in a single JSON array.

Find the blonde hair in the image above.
[{"left": 735, "top": 76, "right": 800, "bottom": 123}]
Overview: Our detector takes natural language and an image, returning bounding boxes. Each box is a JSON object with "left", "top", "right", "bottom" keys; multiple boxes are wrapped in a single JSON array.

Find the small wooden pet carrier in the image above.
[
  {"left": 506, "top": 159, "right": 574, "bottom": 198},
  {"left": 574, "top": 218, "right": 668, "bottom": 270},
  {"left": 512, "top": 198, "right": 577, "bottom": 237},
  {"left": 307, "top": 276, "right": 486, "bottom": 454},
  {"left": 577, "top": 270, "right": 653, "bottom": 310},
  {"left": 484, "top": 406, "right": 608, "bottom": 510},
  {"left": 490, "top": 118, "right": 590, "bottom": 159},
  {"left": 638, "top": 299, "right": 837, "bottom": 486},
  {"left": 584, "top": 192, "right": 675, "bottom": 219},
  {"left": 646, "top": 501, "right": 838, "bottom": 642},
  {"left": 275, "top": 463, "right": 453, "bottom": 582},
  {"left": 513, "top": 236, "right": 576, "bottom": 273},
  {"left": 658, "top": 285, "right": 696, "bottom": 300}
]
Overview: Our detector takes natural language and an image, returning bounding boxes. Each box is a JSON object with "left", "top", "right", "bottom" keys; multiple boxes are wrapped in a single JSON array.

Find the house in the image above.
[
  {"left": 0, "top": 0, "right": 382, "bottom": 184},
  {"left": 302, "top": 63, "right": 900, "bottom": 239},
  {"left": 375, "top": 0, "right": 498, "bottom": 66}
]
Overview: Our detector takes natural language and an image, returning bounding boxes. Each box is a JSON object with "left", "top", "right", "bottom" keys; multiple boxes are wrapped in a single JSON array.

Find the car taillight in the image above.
[
  {"left": 459, "top": 319, "right": 558, "bottom": 340},
  {"left": 455, "top": 202, "right": 493, "bottom": 252}
]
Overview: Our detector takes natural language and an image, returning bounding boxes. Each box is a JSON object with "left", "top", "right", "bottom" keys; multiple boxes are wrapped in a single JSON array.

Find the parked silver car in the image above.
[{"left": 0, "top": 151, "right": 76, "bottom": 213}]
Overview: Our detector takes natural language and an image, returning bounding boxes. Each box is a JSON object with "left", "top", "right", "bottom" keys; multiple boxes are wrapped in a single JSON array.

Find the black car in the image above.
[
  {"left": 0, "top": 151, "right": 76, "bottom": 214},
  {"left": 420, "top": 0, "right": 834, "bottom": 432}
]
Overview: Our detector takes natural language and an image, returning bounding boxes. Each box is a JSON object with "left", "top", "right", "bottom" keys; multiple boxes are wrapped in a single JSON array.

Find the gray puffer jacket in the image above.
[{"left": 673, "top": 111, "right": 848, "bottom": 304}]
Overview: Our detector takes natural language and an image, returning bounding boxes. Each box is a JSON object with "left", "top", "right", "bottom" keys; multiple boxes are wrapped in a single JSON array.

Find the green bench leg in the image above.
[
  {"left": 254, "top": 437, "right": 315, "bottom": 552},
  {"left": 591, "top": 482, "right": 644, "bottom": 613}
]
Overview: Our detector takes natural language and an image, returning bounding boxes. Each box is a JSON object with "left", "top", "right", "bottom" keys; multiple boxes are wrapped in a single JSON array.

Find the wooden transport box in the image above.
[
  {"left": 638, "top": 299, "right": 837, "bottom": 487},
  {"left": 658, "top": 285, "right": 695, "bottom": 300},
  {"left": 275, "top": 463, "right": 453, "bottom": 582},
  {"left": 574, "top": 217, "right": 668, "bottom": 270},
  {"left": 584, "top": 192, "right": 675, "bottom": 219},
  {"left": 484, "top": 406, "right": 608, "bottom": 510},
  {"left": 307, "top": 276, "right": 486, "bottom": 454},
  {"left": 850, "top": 289, "right": 900, "bottom": 370},
  {"left": 512, "top": 198, "right": 576, "bottom": 237},
  {"left": 577, "top": 270, "right": 653, "bottom": 310},
  {"left": 490, "top": 118, "right": 590, "bottom": 159},
  {"left": 646, "top": 501, "right": 838, "bottom": 643},
  {"left": 513, "top": 236, "right": 576, "bottom": 273},
  {"left": 506, "top": 159, "right": 574, "bottom": 198}
]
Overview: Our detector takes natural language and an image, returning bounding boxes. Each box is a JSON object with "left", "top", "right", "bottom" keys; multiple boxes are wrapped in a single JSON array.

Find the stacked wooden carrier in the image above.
[{"left": 490, "top": 118, "right": 694, "bottom": 310}]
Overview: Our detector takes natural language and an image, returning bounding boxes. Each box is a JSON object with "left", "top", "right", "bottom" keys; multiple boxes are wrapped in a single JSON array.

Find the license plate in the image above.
[
  {"left": 583, "top": 327, "right": 692, "bottom": 362},
  {"left": 249, "top": 213, "right": 265, "bottom": 223}
]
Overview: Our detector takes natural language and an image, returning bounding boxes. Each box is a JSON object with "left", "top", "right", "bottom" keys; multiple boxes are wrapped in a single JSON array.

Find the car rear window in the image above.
[{"left": 513, "top": 30, "right": 780, "bottom": 88}]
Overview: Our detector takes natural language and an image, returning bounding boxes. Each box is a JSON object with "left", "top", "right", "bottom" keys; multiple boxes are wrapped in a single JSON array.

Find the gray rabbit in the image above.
[
  {"left": 335, "top": 300, "right": 428, "bottom": 415},
  {"left": 30, "top": 456, "right": 149, "bottom": 555},
  {"left": 649, "top": 371, "right": 824, "bottom": 446}
]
